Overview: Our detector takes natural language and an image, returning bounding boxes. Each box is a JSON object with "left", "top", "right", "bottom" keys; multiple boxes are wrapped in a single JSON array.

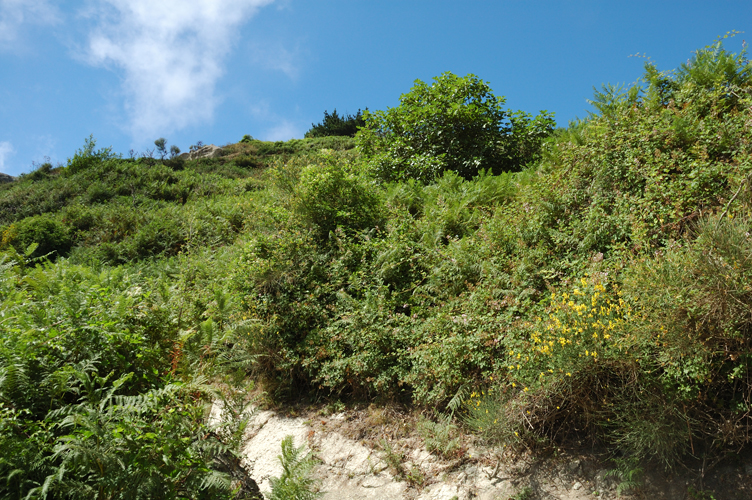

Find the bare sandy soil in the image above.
[{"left": 225, "top": 403, "right": 752, "bottom": 500}]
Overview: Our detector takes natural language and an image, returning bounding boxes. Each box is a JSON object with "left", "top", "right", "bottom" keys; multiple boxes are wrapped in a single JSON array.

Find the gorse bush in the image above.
[{"left": 505, "top": 277, "right": 631, "bottom": 390}]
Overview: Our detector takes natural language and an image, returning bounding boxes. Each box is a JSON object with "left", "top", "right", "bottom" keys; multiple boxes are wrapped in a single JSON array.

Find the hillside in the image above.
[{"left": 1, "top": 38, "right": 752, "bottom": 499}]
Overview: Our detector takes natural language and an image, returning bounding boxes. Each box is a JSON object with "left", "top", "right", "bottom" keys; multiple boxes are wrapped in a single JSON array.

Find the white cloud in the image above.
[
  {"left": 0, "top": 0, "right": 60, "bottom": 50},
  {"left": 84, "top": 0, "right": 274, "bottom": 141},
  {"left": 0, "top": 141, "right": 14, "bottom": 172},
  {"left": 249, "top": 42, "right": 301, "bottom": 79},
  {"left": 262, "top": 121, "right": 302, "bottom": 141}
]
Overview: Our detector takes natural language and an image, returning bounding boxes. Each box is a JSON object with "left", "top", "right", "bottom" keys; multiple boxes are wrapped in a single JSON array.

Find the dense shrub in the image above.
[
  {"left": 6, "top": 214, "right": 72, "bottom": 258},
  {"left": 2, "top": 35, "right": 752, "bottom": 487},
  {"left": 294, "top": 154, "right": 383, "bottom": 240}
]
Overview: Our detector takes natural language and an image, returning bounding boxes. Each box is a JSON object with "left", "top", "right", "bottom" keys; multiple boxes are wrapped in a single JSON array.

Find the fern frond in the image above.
[{"left": 447, "top": 383, "right": 471, "bottom": 418}]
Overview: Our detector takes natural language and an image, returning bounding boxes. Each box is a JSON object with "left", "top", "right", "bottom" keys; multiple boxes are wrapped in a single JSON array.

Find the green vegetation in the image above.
[
  {"left": 265, "top": 436, "right": 321, "bottom": 500},
  {"left": 357, "top": 72, "right": 554, "bottom": 181},
  {"left": 305, "top": 109, "right": 365, "bottom": 138},
  {"left": 1, "top": 36, "right": 752, "bottom": 497}
]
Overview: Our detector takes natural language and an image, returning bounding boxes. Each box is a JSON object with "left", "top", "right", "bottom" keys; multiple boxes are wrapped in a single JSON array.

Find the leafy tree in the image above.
[
  {"left": 155, "top": 137, "right": 168, "bottom": 159},
  {"left": 357, "top": 72, "right": 554, "bottom": 182},
  {"left": 305, "top": 109, "right": 366, "bottom": 138}
]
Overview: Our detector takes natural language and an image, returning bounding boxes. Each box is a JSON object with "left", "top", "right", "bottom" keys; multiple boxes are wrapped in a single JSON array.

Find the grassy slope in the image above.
[{"left": 1, "top": 40, "right": 752, "bottom": 497}]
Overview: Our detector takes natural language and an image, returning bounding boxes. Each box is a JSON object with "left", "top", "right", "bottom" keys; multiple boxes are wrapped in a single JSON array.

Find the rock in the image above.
[
  {"left": 240, "top": 410, "right": 310, "bottom": 493},
  {"left": 416, "top": 483, "right": 461, "bottom": 499},
  {"left": 567, "top": 459, "right": 582, "bottom": 473},
  {"left": 746, "top": 463, "right": 752, "bottom": 476},
  {"left": 313, "top": 431, "right": 375, "bottom": 475},
  {"left": 230, "top": 407, "right": 628, "bottom": 499},
  {"left": 188, "top": 144, "right": 222, "bottom": 160},
  {"left": 0, "top": 172, "right": 15, "bottom": 183}
]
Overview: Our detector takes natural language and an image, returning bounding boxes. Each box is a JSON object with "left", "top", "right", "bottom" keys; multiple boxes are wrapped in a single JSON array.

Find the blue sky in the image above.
[{"left": 0, "top": 0, "right": 749, "bottom": 176}]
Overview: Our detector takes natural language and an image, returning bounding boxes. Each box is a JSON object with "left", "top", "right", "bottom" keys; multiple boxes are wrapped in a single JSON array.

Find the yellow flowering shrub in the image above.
[{"left": 506, "top": 276, "right": 632, "bottom": 390}]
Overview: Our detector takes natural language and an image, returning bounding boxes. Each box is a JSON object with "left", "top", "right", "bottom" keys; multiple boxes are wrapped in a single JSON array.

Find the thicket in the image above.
[
  {"left": 2, "top": 37, "right": 751, "bottom": 498},
  {"left": 233, "top": 39, "right": 752, "bottom": 471}
]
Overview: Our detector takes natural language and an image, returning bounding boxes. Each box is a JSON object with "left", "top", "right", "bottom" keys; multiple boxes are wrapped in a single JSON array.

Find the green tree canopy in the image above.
[
  {"left": 305, "top": 109, "right": 366, "bottom": 138},
  {"left": 357, "top": 72, "right": 554, "bottom": 182}
]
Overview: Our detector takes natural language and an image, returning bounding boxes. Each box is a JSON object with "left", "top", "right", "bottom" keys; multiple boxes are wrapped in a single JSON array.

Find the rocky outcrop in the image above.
[
  {"left": 178, "top": 144, "right": 223, "bottom": 161},
  {"left": 0, "top": 172, "right": 15, "bottom": 183}
]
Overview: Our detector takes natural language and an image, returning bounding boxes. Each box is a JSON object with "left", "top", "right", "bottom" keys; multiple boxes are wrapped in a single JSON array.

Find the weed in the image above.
[
  {"left": 418, "top": 416, "right": 462, "bottom": 459},
  {"left": 605, "top": 456, "right": 644, "bottom": 496},
  {"left": 379, "top": 438, "right": 406, "bottom": 478},
  {"left": 405, "top": 464, "right": 425, "bottom": 488},
  {"left": 687, "top": 485, "right": 718, "bottom": 500},
  {"left": 508, "top": 486, "right": 533, "bottom": 500}
]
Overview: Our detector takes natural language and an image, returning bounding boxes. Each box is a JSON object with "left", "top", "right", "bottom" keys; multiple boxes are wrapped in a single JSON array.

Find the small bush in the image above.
[
  {"left": 66, "top": 135, "right": 118, "bottom": 174},
  {"left": 86, "top": 181, "right": 114, "bottom": 203},
  {"left": 9, "top": 214, "right": 72, "bottom": 259},
  {"left": 235, "top": 156, "right": 263, "bottom": 169},
  {"left": 127, "top": 216, "right": 185, "bottom": 259},
  {"left": 294, "top": 155, "right": 383, "bottom": 240},
  {"left": 26, "top": 162, "right": 53, "bottom": 182}
]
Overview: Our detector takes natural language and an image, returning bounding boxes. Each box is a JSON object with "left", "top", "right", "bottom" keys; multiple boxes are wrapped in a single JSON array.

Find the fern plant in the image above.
[{"left": 266, "top": 435, "right": 321, "bottom": 500}]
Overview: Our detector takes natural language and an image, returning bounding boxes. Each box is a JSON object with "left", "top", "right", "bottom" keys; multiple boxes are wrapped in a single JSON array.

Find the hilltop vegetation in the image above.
[{"left": 1, "top": 36, "right": 752, "bottom": 498}]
